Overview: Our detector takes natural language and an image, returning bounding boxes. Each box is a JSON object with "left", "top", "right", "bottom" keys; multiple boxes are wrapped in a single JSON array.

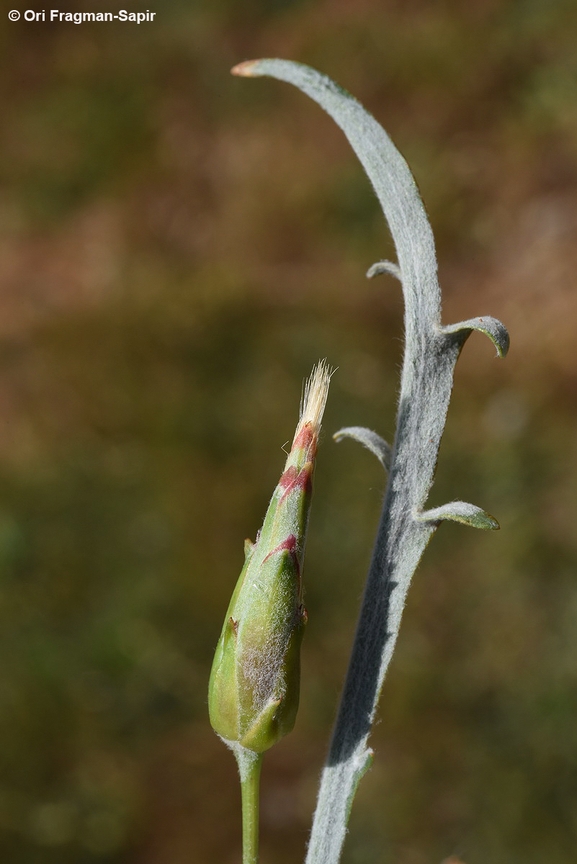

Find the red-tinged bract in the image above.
[{"left": 208, "top": 362, "right": 331, "bottom": 753}]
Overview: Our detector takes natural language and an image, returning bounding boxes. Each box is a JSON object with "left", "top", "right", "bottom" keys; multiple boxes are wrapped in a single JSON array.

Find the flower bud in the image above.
[{"left": 209, "top": 361, "right": 332, "bottom": 753}]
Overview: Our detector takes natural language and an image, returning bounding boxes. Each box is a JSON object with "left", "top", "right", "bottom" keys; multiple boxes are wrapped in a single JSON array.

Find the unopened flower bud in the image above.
[{"left": 209, "top": 361, "right": 332, "bottom": 753}]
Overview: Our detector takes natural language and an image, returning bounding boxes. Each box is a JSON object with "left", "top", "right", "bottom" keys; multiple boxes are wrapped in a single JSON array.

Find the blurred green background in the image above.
[{"left": 0, "top": 0, "right": 576, "bottom": 862}]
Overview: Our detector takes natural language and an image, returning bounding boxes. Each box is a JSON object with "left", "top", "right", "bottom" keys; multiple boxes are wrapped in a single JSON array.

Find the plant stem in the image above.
[
  {"left": 239, "top": 750, "right": 263, "bottom": 864},
  {"left": 232, "top": 58, "right": 509, "bottom": 864}
]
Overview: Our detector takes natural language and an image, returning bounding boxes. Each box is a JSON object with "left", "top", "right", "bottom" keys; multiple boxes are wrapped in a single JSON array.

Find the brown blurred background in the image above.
[{"left": 0, "top": 0, "right": 576, "bottom": 862}]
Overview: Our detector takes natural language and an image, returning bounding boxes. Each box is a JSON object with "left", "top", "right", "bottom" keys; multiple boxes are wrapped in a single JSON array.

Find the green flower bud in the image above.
[{"left": 209, "top": 362, "right": 332, "bottom": 754}]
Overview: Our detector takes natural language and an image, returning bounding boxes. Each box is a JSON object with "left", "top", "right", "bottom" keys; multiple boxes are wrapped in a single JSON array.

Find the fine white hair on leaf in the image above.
[{"left": 297, "top": 359, "right": 334, "bottom": 438}]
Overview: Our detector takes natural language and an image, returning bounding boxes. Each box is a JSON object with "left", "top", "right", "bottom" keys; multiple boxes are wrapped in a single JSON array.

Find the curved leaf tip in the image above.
[
  {"left": 334, "top": 426, "right": 392, "bottom": 471},
  {"left": 231, "top": 60, "right": 261, "bottom": 77},
  {"left": 366, "top": 260, "right": 402, "bottom": 282},
  {"left": 417, "top": 501, "right": 500, "bottom": 531},
  {"left": 442, "top": 316, "right": 510, "bottom": 358}
]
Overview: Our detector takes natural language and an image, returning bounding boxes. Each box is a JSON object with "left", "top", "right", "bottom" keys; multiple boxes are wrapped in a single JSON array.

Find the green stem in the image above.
[{"left": 237, "top": 748, "right": 263, "bottom": 864}]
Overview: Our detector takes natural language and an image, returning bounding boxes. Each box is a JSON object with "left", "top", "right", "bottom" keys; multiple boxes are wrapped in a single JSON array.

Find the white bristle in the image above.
[{"left": 296, "top": 360, "right": 334, "bottom": 437}]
